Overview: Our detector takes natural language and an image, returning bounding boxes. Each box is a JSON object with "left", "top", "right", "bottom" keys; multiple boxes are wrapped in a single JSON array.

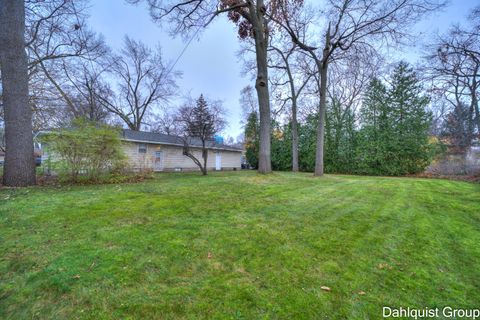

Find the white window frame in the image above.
[{"left": 138, "top": 143, "right": 147, "bottom": 153}]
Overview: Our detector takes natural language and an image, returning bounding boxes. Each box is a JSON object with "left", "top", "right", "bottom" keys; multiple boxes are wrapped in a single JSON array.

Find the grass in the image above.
[{"left": 1, "top": 171, "right": 479, "bottom": 319}]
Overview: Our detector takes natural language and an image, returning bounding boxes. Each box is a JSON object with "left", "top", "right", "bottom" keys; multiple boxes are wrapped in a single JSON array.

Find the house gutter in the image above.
[{"left": 120, "top": 138, "right": 243, "bottom": 153}]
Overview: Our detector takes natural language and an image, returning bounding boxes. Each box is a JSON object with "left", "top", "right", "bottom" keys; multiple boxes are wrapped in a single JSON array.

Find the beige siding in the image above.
[
  {"left": 122, "top": 141, "right": 241, "bottom": 171},
  {"left": 218, "top": 150, "right": 242, "bottom": 169}
]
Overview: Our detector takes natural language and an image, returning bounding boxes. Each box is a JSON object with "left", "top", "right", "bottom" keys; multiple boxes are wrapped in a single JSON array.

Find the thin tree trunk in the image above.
[
  {"left": 252, "top": 0, "right": 272, "bottom": 174},
  {"left": 291, "top": 96, "right": 299, "bottom": 172},
  {"left": 272, "top": 45, "right": 300, "bottom": 172},
  {"left": 202, "top": 143, "right": 208, "bottom": 176},
  {"left": 471, "top": 70, "right": 479, "bottom": 134},
  {"left": 0, "top": 0, "right": 36, "bottom": 186}
]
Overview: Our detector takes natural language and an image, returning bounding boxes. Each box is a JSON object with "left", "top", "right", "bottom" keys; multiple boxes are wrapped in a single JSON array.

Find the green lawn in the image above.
[{"left": 1, "top": 172, "right": 479, "bottom": 319}]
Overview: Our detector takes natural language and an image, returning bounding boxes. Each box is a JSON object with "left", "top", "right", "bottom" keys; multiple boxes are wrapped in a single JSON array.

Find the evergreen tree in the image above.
[
  {"left": 271, "top": 121, "right": 292, "bottom": 171},
  {"left": 357, "top": 63, "right": 433, "bottom": 175},
  {"left": 325, "top": 98, "right": 358, "bottom": 173},
  {"left": 298, "top": 115, "right": 318, "bottom": 172},
  {"left": 176, "top": 94, "right": 225, "bottom": 175},
  {"left": 357, "top": 78, "right": 391, "bottom": 174},
  {"left": 389, "top": 62, "right": 432, "bottom": 174},
  {"left": 258, "top": 62, "right": 434, "bottom": 176},
  {"left": 244, "top": 111, "right": 260, "bottom": 169}
]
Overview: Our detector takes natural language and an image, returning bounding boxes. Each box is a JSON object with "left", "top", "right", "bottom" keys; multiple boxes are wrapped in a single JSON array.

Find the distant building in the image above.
[{"left": 121, "top": 130, "right": 242, "bottom": 172}]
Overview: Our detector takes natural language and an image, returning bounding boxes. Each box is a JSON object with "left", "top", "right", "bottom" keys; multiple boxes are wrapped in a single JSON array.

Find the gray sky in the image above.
[{"left": 88, "top": 0, "right": 477, "bottom": 139}]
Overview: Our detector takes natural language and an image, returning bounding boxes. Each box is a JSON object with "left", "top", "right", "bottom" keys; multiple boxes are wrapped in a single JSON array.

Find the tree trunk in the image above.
[
  {"left": 314, "top": 28, "right": 331, "bottom": 177},
  {"left": 291, "top": 96, "right": 299, "bottom": 172},
  {"left": 0, "top": 0, "right": 36, "bottom": 186},
  {"left": 252, "top": 1, "right": 272, "bottom": 174},
  {"left": 314, "top": 60, "right": 329, "bottom": 176},
  {"left": 471, "top": 70, "right": 479, "bottom": 134},
  {"left": 202, "top": 146, "right": 208, "bottom": 176}
]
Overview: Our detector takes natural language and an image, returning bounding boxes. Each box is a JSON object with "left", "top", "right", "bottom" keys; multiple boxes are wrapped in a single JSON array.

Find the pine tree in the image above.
[
  {"left": 357, "top": 63, "right": 432, "bottom": 175},
  {"left": 177, "top": 94, "right": 225, "bottom": 175},
  {"left": 357, "top": 78, "right": 391, "bottom": 174},
  {"left": 325, "top": 98, "right": 358, "bottom": 173},
  {"left": 187, "top": 95, "right": 214, "bottom": 139},
  {"left": 271, "top": 121, "right": 292, "bottom": 171},
  {"left": 244, "top": 111, "right": 260, "bottom": 169},
  {"left": 389, "top": 62, "right": 432, "bottom": 174},
  {"left": 298, "top": 115, "right": 318, "bottom": 172}
]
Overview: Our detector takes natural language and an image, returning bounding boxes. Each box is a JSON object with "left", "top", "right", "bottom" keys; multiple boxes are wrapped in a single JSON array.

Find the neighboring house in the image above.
[
  {"left": 0, "top": 150, "right": 4, "bottom": 165},
  {"left": 121, "top": 129, "right": 242, "bottom": 172}
]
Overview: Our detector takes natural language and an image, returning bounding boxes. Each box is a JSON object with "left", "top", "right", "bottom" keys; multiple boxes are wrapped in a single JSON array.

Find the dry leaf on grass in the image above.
[
  {"left": 358, "top": 291, "right": 366, "bottom": 295},
  {"left": 207, "top": 252, "right": 213, "bottom": 259},
  {"left": 321, "top": 286, "right": 331, "bottom": 292},
  {"left": 377, "top": 263, "right": 393, "bottom": 270}
]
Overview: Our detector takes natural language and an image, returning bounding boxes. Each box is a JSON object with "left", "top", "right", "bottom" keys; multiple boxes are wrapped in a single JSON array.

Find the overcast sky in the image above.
[{"left": 88, "top": 0, "right": 476, "bottom": 139}]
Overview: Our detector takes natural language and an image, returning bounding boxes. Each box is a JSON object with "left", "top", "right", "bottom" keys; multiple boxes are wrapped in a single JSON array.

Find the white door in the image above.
[
  {"left": 215, "top": 152, "right": 221, "bottom": 171},
  {"left": 154, "top": 151, "right": 163, "bottom": 171}
]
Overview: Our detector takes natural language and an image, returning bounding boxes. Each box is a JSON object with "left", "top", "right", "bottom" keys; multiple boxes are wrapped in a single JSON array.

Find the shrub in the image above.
[{"left": 41, "top": 119, "right": 126, "bottom": 183}]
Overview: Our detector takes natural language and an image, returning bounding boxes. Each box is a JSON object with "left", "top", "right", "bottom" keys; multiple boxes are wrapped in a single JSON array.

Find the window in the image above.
[{"left": 138, "top": 143, "right": 147, "bottom": 153}]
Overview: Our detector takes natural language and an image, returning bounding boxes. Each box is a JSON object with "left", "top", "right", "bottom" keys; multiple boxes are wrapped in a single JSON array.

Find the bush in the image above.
[{"left": 41, "top": 119, "right": 126, "bottom": 183}]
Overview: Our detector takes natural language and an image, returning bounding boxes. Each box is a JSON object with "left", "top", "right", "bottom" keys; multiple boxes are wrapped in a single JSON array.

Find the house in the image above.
[{"left": 121, "top": 129, "right": 242, "bottom": 172}]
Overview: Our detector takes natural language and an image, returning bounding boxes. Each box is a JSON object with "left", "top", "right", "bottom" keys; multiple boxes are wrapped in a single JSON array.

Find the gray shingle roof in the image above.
[{"left": 121, "top": 129, "right": 242, "bottom": 152}]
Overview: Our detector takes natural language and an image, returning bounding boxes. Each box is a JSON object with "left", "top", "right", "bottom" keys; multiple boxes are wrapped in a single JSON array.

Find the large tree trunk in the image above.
[
  {"left": 314, "top": 61, "right": 328, "bottom": 176},
  {"left": 291, "top": 96, "right": 299, "bottom": 172},
  {"left": 314, "top": 28, "right": 331, "bottom": 177},
  {"left": 0, "top": 0, "right": 36, "bottom": 187},
  {"left": 252, "top": 1, "right": 272, "bottom": 174}
]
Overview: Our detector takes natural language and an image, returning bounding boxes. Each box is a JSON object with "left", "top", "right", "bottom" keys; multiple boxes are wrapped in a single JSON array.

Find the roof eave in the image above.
[{"left": 121, "top": 138, "right": 242, "bottom": 152}]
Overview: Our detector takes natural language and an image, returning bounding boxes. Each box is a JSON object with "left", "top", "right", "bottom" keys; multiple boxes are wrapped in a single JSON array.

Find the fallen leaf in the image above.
[
  {"left": 237, "top": 267, "right": 247, "bottom": 274},
  {"left": 321, "top": 286, "right": 331, "bottom": 292},
  {"left": 358, "top": 291, "right": 366, "bottom": 295},
  {"left": 207, "top": 252, "right": 213, "bottom": 259},
  {"left": 377, "top": 263, "right": 393, "bottom": 270},
  {"left": 72, "top": 274, "right": 81, "bottom": 279}
]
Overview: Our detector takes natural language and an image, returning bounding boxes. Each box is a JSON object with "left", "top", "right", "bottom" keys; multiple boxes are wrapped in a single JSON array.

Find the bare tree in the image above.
[
  {"left": 327, "top": 50, "right": 381, "bottom": 122},
  {"left": 26, "top": 0, "right": 108, "bottom": 125},
  {"left": 175, "top": 94, "right": 226, "bottom": 175},
  {"left": 129, "top": 0, "right": 303, "bottom": 174},
  {"left": 66, "top": 66, "right": 113, "bottom": 122},
  {"left": 239, "top": 85, "right": 259, "bottom": 126},
  {"left": 97, "top": 37, "right": 179, "bottom": 130},
  {"left": 0, "top": 0, "right": 36, "bottom": 186},
  {"left": 274, "top": 0, "right": 444, "bottom": 176},
  {"left": 422, "top": 7, "right": 480, "bottom": 156},
  {"left": 424, "top": 12, "right": 480, "bottom": 137},
  {"left": 151, "top": 108, "right": 179, "bottom": 135},
  {"left": 269, "top": 37, "right": 312, "bottom": 172}
]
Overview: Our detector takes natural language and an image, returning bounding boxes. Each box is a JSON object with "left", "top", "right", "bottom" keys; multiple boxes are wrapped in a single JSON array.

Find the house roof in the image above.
[{"left": 121, "top": 129, "right": 243, "bottom": 152}]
